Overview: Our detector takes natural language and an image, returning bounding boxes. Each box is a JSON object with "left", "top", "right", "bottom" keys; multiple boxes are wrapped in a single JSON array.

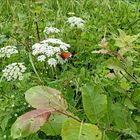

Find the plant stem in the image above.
[
  {"left": 29, "top": 53, "right": 43, "bottom": 84},
  {"left": 56, "top": 110, "right": 81, "bottom": 123},
  {"left": 35, "top": 13, "right": 40, "bottom": 42},
  {"left": 106, "top": 51, "right": 140, "bottom": 85}
]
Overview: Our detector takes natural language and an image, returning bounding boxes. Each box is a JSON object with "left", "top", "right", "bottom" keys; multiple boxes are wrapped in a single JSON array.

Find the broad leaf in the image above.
[
  {"left": 25, "top": 86, "right": 68, "bottom": 111},
  {"left": 41, "top": 112, "right": 69, "bottom": 136},
  {"left": 111, "top": 103, "right": 137, "bottom": 131},
  {"left": 81, "top": 84, "right": 107, "bottom": 123},
  {"left": 61, "top": 119, "right": 102, "bottom": 140},
  {"left": 11, "top": 109, "right": 51, "bottom": 139}
]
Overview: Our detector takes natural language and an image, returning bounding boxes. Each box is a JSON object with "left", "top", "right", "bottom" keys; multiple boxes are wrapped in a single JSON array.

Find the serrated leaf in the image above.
[
  {"left": 104, "top": 58, "right": 125, "bottom": 72},
  {"left": 114, "top": 29, "right": 138, "bottom": 48},
  {"left": 41, "top": 112, "right": 69, "bottom": 136},
  {"left": 25, "top": 86, "right": 68, "bottom": 111},
  {"left": 11, "top": 109, "right": 51, "bottom": 139},
  {"left": 81, "top": 84, "right": 107, "bottom": 123},
  {"left": 61, "top": 119, "right": 102, "bottom": 140},
  {"left": 120, "top": 79, "right": 130, "bottom": 91}
]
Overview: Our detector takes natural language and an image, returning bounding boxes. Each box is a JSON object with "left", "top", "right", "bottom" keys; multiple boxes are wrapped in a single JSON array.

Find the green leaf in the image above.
[
  {"left": 114, "top": 29, "right": 138, "bottom": 48},
  {"left": 41, "top": 112, "right": 69, "bottom": 136},
  {"left": 1, "top": 115, "right": 11, "bottom": 131},
  {"left": 25, "top": 86, "right": 68, "bottom": 111},
  {"left": 132, "top": 88, "right": 140, "bottom": 108},
  {"left": 120, "top": 79, "right": 130, "bottom": 91},
  {"left": 61, "top": 119, "right": 102, "bottom": 140},
  {"left": 111, "top": 103, "right": 137, "bottom": 131},
  {"left": 124, "top": 98, "right": 136, "bottom": 110},
  {"left": 81, "top": 84, "right": 107, "bottom": 123},
  {"left": 104, "top": 58, "right": 125, "bottom": 73},
  {"left": 11, "top": 109, "right": 51, "bottom": 139}
]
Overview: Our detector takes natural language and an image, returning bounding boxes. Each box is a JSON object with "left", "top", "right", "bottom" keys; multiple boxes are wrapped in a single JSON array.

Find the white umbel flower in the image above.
[
  {"left": 31, "top": 38, "right": 71, "bottom": 67},
  {"left": 2, "top": 63, "right": 26, "bottom": 81},
  {"left": 32, "top": 43, "right": 48, "bottom": 56},
  {"left": 48, "top": 58, "right": 57, "bottom": 67},
  {"left": 32, "top": 38, "right": 71, "bottom": 57},
  {"left": 67, "top": 16, "right": 85, "bottom": 28},
  {"left": 0, "top": 46, "right": 18, "bottom": 58},
  {"left": 41, "top": 38, "right": 63, "bottom": 45},
  {"left": 44, "top": 26, "right": 60, "bottom": 34},
  {"left": 37, "top": 55, "right": 46, "bottom": 62}
]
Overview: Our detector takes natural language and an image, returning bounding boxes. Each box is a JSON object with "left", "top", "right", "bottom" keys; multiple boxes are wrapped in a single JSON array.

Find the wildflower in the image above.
[
  {"left": 45, "top": 46, "right": 55, "bottom": 57},
  {"left": 41, "top": 38, "right": 63, "bottom": 45},
  {"left": 31, "top": 38, "right": 71, "bottom": 67},
  {"left": 53, "top": 47, "right": 61, "bottom": 53},
  {"left": 56, "top": 54, "right": 65, "bottom": 64},
  {"left": 32, "top": 43, "right": 47, "bottom": 56},
  {"left": 0, "top": 46, "right": 18, "bottom": 58},
  {"left": 44, "top": 26, "right": 60, "bottom": 34},
  {"left": 2, "top": 63, "right": 26, "bottom": 81},
  {"left": 48, "top": 58, "right": 57, "bottom": 67},
  {"left": 67, "top": 16, "right": 85, "bottom": 28},
  {"left": 37, "top": 55, "right": 46, "bottom": 62}
]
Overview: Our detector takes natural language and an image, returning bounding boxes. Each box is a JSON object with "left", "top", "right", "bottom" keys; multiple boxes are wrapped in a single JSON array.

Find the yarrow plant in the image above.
[
  {"left": 67, "top": 16, "right": 85, "bottom": 28},
  {"left": 37, "top": 55, "right": 46, "bottom": 62},
  {"left": 0, "top": 46, "right": 18, "bottom": 58},
  {"left": 43, "top": 26, "right": 60, "bottom": 35},
  {"left": 47, "top": 58, "right": 57, "bottom": 67},
  {"left": 2, "top": 63, "right": 26, "bottom": 81},
  {"left": 32, "top": 38, "right": 71, "bottom": 67}
]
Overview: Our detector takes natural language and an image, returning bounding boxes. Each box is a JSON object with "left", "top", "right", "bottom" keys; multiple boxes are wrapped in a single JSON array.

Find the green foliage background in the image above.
[{"left": 0, "top": 0, "right": 140, "bottom": 139}]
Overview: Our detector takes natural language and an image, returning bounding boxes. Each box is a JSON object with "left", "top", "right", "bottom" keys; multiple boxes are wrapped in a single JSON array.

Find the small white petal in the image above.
[{"left": 48, "top": 58, "right": 57, "bottom": 67}]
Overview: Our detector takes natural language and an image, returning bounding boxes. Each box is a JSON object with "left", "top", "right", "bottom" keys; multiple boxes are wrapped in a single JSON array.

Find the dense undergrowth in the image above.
[{"left": 0, "top": 0, "right": 140, "bottom": 140}]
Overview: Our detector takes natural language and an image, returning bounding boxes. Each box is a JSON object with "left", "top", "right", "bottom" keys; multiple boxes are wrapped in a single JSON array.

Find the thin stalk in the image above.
[
  {"left": 56, "top": 110, "right": 81, "bottom": 123},
  {"left": 35, "top": 13, "right": 40, "bottom": 42},
  {"left": 29, "top": 53, "right": 43, "bottom": 84},
  {"left": 105, "top": 51, "right": 140, "bottom": 85}
]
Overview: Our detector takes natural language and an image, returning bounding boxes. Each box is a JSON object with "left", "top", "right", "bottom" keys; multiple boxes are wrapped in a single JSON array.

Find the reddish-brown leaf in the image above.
[{"left": 11, "top": 109, "right": 53, "bottom": 139}]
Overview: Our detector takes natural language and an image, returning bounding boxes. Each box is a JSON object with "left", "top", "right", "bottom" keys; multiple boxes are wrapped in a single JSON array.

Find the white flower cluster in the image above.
[
  {"left": 2, "top": 63, "right": 26, "bottom": 81},
  {"left": 32, "top": 38, "right": 71, "bottom": 67},
  {"left": 67, "top": 16, "right": 85, "bottom": 28},
  {"left": 0, "top": 46, "right": 18, "bottom": 58},
  {"left": 44, "top": 26, "right": 60, "bottom": 35}
]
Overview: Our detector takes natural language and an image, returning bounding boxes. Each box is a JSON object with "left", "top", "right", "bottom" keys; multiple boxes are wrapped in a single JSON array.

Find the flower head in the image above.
[
  {"left": 67, "top": 16, "right": 85, "bottom": 28},
  {"left": 0, "top": 46, "right": 18, "bottom": 58},
  {"left": 31, "top": 38, "right": 71, "bottom": 66},
  {"left": 37, "top": 55, "right": 46, "bottom": 62},
  {"left": 2, "top": 63, "right": 26, "bottom": 81},
  {"left": 44, "top": 26, "right": 60, "bottom": 35},
  {"left": 48, "top": 58, "right": 57, "bottom": 67}
]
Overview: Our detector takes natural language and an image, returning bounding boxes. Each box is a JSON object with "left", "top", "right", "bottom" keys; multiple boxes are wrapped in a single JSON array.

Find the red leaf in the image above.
[{"left": 11, "top": 109, "right": 53, "bottom": 138}]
